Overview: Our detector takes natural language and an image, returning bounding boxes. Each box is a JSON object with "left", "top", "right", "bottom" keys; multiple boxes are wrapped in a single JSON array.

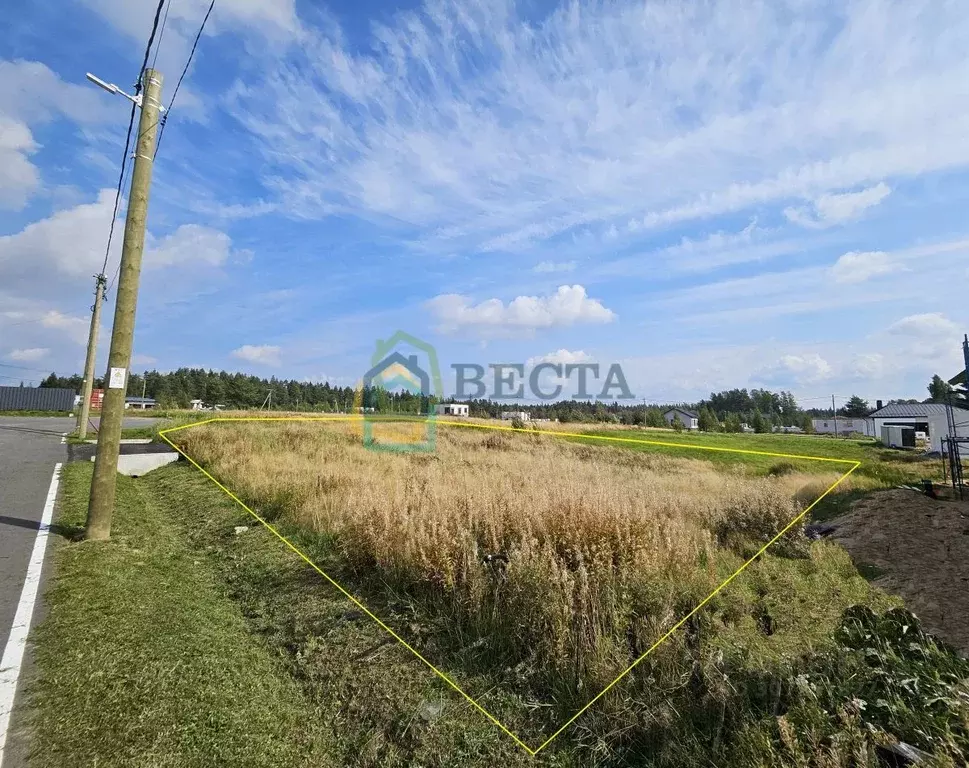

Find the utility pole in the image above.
[
  {"left": 86, "top": 68, "right": 163, "bottom": 541},
  {"left": 832, "top": 394, "right": 839, "bottom": 439},
  {"left": 77, "top": 273, "right": 107, "bottom": 439}
]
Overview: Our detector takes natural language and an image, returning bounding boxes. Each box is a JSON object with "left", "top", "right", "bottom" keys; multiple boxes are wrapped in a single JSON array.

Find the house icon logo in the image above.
[{"left": 356, "top": 331, "right": 441, "bottom": 452}]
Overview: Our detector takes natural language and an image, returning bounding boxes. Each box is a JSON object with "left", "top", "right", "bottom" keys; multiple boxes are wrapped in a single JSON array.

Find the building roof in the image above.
[
  {"left": 869, "top": 403, "right": 953, "bottom": 418},
  {"left": 664, "top": 407, "right": 698, "bottom": 418}
]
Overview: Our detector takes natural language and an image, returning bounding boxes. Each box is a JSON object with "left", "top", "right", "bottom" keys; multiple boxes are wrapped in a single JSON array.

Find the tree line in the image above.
[{"left": 38, "top": 367, "right": 965, "bottom": 427}]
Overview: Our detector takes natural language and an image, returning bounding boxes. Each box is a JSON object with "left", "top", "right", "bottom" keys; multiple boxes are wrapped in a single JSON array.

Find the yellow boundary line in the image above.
[{"left": 159, "top": 416, "right": 861, "bottom": 757}]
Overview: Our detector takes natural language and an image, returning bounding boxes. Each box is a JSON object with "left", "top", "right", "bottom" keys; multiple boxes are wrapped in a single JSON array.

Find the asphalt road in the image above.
[
  {"left": 0, "top": 415, "right": 165, "bottom": 767},
  {"left": 0, "top": 416, "right": 164, "bottom": 651}
]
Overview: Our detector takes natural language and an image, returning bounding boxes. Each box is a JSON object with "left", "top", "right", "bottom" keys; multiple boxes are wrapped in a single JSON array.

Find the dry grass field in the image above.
[
  {"left": 176, "top": 420, "right": 865, "bottom": 693},
  {"left": 137, "top": 417, "right": 969, "bottom": 766}
]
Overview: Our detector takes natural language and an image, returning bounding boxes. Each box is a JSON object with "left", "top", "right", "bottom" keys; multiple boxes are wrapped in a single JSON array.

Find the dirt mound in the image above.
[{"left": 833, "top": 488, "right": 969, "bottom": 655}]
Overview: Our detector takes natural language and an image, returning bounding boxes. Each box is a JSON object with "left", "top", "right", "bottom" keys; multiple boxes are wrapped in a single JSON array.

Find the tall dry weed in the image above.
[{"left": 178, "top": 421, "right": 828, "bottom": 697}]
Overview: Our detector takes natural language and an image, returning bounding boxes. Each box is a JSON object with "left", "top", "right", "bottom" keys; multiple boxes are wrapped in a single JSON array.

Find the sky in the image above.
[{"left": 1, "top": 0, "right": 968, "bottom": 407}]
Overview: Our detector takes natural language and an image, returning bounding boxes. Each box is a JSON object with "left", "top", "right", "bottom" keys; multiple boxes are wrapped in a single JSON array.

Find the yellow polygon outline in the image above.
[{"left": 159, "top": 416, "right": 861, "bottom": 757}]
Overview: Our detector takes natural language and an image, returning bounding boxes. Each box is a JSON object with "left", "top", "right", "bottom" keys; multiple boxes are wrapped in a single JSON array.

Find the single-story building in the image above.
[
  {"left": 811, "top": 417, "right": 874, "bottom": 436},
  {"left": 0, "top": 385, "right": 75, "bottom": 412},
  {"left": 500, "top": 410, "right": 530, "bottom": 422},
  {"left": 435, "top": 403, "right": 469, "bottom": 417},
  {"left": 124, "top": 396, "right": 157, "bottom": 410},
  {"left": 869, "top": 403, "right": 960, "bottom": 453},
  {"left": 772, "top": 425, "right": 805, "bottom": 434},
  {"left": 663, "top": 408, "right": 698, "bottom": 430}
]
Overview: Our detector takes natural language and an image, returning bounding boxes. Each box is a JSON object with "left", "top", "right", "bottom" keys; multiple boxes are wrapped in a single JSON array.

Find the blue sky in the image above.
[{"left": 1, "top": 0, "right": 967, "bottom": 406}]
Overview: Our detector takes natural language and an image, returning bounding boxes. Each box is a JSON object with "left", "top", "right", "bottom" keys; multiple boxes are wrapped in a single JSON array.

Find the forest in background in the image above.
[{"left": 35, "top": 368, "right": 964, "bottom": 432}]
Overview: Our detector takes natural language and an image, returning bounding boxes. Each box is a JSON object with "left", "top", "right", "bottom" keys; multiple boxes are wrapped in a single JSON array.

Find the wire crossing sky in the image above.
[{"left": 1, "top": 0, "right": 967, "bottom": 402}]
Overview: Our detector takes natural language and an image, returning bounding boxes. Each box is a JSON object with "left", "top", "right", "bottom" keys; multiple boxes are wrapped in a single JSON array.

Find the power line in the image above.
[
  {"left": 99, "top": 0, "right": 168, "bottom": 281},
  {"left": 0, "top": 361, "right": 57, "bottom": 374},
  {"left": 155, "top": 0, "right": 216, "bottom": 157},
  {"left": 150, "top": 0, "right": 171, "bottom": 72}
]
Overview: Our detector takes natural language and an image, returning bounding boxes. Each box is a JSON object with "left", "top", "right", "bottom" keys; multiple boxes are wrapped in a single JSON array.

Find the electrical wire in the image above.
[
  {"left": 0, "top": 361, "right": 58, "bottom": 374},
  {"left": 99, "top": 0, "right": 168, "bottom": 287},
  {"left": 155, "top": 0, "right": 216, "bottom": 158},
  {"left": 150, "top": 0, "right": 171, "bottom": 73}
]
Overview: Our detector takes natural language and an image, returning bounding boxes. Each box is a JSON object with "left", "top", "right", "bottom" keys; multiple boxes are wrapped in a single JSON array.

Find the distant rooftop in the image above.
[
  {"left": 869, "top": 403, "right": 956, "bottom": 418},
  {"left": 664, "top": 407, "right": 699, "bottom": 418}
]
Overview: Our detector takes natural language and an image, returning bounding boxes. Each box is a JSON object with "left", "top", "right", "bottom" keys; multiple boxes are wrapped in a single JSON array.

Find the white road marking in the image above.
[{"left": 0, "top": 463, "right": 62, "bottom": 765}]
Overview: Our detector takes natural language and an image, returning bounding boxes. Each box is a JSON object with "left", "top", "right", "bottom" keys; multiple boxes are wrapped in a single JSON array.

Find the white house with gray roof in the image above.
[
  {"left": 663, "top": 408, "right": 699, "bottom": 430},
  {"left": 868, "top": 402, "right": 966, "bottom": 453}
]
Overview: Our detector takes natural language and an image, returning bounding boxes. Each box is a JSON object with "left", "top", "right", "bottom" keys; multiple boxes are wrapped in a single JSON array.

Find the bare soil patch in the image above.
[{"left": 834, "top": 489, "right": 969, "bottom": 655}]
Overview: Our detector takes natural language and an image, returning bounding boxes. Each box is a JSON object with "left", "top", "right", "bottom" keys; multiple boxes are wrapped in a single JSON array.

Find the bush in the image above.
[{"left": 511, "top": 416, "right": 525, "bottom": 430}]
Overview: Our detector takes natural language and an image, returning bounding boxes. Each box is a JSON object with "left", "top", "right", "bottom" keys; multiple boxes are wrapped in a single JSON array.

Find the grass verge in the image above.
[{"left": 26, "top": 462, "right": 330, "bottom": 768}]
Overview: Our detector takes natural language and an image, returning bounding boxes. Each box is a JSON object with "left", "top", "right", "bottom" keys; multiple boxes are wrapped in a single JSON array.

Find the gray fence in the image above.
[{"left": 0, "top": 386, "right": 76, "bottom": 412}]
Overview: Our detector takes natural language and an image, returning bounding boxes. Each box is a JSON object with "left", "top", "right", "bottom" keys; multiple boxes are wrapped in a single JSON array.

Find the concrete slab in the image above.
[{"left": 88, "top": 452, "right": 179, "bottom": 477}]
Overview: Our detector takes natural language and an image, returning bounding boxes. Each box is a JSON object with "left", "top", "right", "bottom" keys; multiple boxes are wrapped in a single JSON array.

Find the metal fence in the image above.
[{"left": 0, "top": 386, "right": 76, "bottom": 412}]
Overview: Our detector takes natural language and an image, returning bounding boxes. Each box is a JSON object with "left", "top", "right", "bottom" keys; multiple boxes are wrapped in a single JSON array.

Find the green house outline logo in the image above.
[{"left": 360, "top": 331, "right": 441, "bottom": 453}]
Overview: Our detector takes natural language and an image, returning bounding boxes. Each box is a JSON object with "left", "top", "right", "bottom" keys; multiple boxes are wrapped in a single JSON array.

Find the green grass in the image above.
[
  {"left": 65, "top": 425, "right": 165, "bottom": 444},
  {"left": 0, "top": 410, "right": 72, "bottom": 417},
  {"left": 29, "top": 462, "right": 568, "bottom": 768},
  {"left": 29, "top": 442, "right": 967, "bottom": 767},
  {"left": 578, "top": 428, "right": 943, "bottom": 486},
  {"left": 27, "top": 463, "right": 332, "bottom": 767}
]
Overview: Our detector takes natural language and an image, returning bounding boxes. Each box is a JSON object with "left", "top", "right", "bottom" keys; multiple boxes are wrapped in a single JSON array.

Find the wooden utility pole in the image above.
[
  {"left": 77, "top": 274, "right": 107, "bottom": 439},
  {"left": 86, "top": 68, "right": 163, "bottom": 541},
  {"left": 832, "top": 394, "right": 839, "bottom": 439}
]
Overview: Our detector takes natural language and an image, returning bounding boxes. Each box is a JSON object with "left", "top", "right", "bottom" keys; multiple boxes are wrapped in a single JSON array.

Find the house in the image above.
[
  {"left": 868, "top": 402, "right": 961, "bottom": 453},
  {"left": 663, "top": 408, "right": 698, "bottom": 430},
  {"left": 190, "top": 399, "right": 205, "bottom": 411},
  {"left": 435, "top": 403, "right": 469, "bottom": 417},
  {"left": 811, "top": 417, "right": 874, "bottom": 436},
  {"left": 772, "top": 425, "right": 804, "bottom": 434},
  {"left": 501, "top": 411, "right": 530, "bottom": 422},
  {"left": 124, "top": 396, "right": 157, "bottom": 410}
]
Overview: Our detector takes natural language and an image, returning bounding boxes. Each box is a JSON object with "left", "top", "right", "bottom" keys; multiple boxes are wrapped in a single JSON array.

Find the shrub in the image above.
[{"left": 766, "top": 461, "right": 797, "bottom": 476}]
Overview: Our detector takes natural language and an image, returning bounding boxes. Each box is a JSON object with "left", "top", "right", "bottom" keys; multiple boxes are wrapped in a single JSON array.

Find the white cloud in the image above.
[
  {"left": 785, "top": 183, "right": 892, "bottom": 229},
  {"left": 232, "top": 344, "right": 281, "bottom": 366},
  {"left": 887, "top": 312, "right": 959, "bottom": 338},
  {"left": 0, "top": 60, "right": 111, "bottom": 210},
  {"left": 0, "top": 191, "right": 239, "bottom": 300},
  {"left": 757, "top": 353, "right": 833, "bottom": 385},
  {"left": 39, "top": 311, "right": 89, "bottom": 345},
  {"left": 147, "top": 224, "right": 235, "bottom": 268},
  {"left": 7, "top": 347, "right": 49, "bottom": 362},
  {"left": 526, "top": 349, "right": 594, "bottom": 367},
  {"left": 814, "top": 183, "right": 892, "bottom": 223},
  {"left": 849, "top": 353, "right": 885, "bottom": 379},
  {"left": 830, "top": 250, "right": 896, "bottom": 283},
  {"left": 77, "top": 0, "right": 300, "bottom": 78},
  {"left": 0, "top": 116, "right": 40, "bottom": 209},
  {"left": 533, "top": 260, "right": 576, "bottom": 274},
  {"left": 227, "top": 1, "right": 969, "bottom": 252},
  {"left": 426, "top": 285, "right": 616, "bottom": 336}
]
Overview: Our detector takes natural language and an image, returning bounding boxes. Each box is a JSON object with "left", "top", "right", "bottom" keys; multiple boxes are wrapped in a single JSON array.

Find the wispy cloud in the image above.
[
  {"left": 227, "top": 1, "right": 969, "bottom": 254},
  {"left": 830, "top": 250, "right": 897, "bottom": 283},
  {"left": 533, "top": 260, "right": 576, "bottom": 274},
  {"left": 7, "top": 347, "right": 49, "bottom": 362},
  {"left": 785, "top": 183, "right": 892, "bottom": 229}
]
